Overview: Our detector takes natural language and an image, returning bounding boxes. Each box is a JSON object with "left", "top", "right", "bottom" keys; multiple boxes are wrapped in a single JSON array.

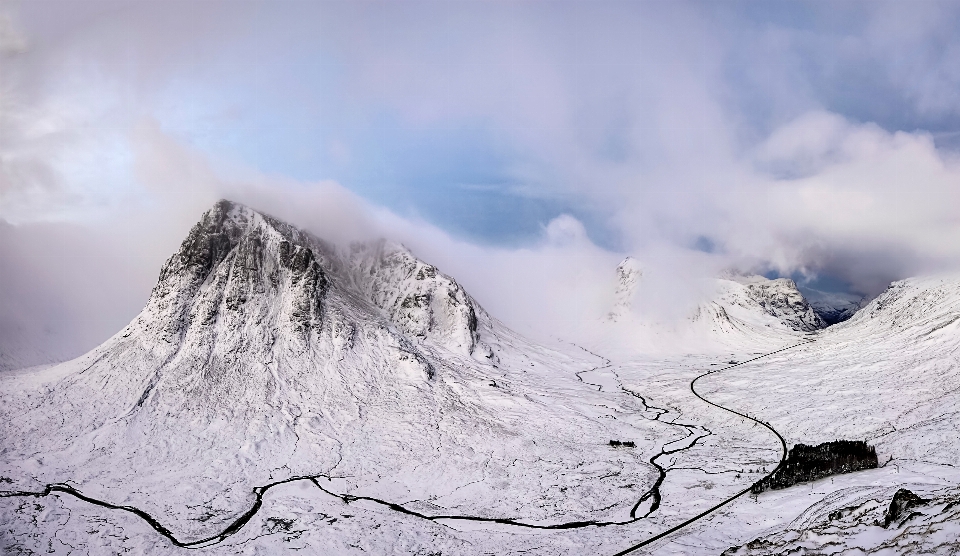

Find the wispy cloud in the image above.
[{"left": 2, "top": 1, "right": 960, "bottom": 364}]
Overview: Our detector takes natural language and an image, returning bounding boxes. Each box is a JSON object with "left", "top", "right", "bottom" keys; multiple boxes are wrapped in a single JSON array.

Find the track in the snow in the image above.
[{"left": 0, "top": 340, "right": 811, "bottom": 551}]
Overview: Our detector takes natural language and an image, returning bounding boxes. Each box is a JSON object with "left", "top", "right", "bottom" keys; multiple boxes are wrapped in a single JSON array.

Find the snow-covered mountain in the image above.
[
  {"left": 0, "top": 201, "right": 695, "bottom": 553},
  {"left": 2, "top": 199, "right": 498, "bottom": 534},
  {"left": 719, "top": 275, "right": 825, "bottom": 332},
  {"left": 2, "top": 202, "right": 958, "bottom": 555},
  {"left": 608, "top": 256, "right": 642, "bottom": 322},
  {"left": 596, "top": 261, "right": 824, "bottom": 355}
]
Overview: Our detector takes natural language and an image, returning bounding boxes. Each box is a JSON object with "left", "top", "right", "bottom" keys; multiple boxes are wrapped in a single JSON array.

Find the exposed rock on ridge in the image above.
[
  {"left": 608, "top": 257, "right": 642, "bottom": 322},
  {"left": 148, "top": 200, "right": 485, "bottom": 361},
  {"left": 32, "top": 198, "right": 495, "bottom": 427},
  {"left": 150, "top": 200, "right": 329, "bottom": 347},
  {"left": 726, "top": 275, "right": 826, "bottom": 332},
  {"left": 346, "top": 240, "right": 483, "bottom": 356}
]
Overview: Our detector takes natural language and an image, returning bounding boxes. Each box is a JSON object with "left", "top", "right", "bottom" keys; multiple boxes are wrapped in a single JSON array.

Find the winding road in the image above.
[
  {"left": 0, "top": 340, "right": 812, "bottom": 553},
  {"left": 610, "top": 339, "right": 811, "bottom": 555}
]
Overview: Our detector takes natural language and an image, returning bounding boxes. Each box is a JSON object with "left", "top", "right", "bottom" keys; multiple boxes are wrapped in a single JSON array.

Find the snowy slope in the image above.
[
  {"left": 668, "top": 273, "right": 960, "bottom": 554},
  {"left": 608, "top": 256, "right": 643, "bottom": 322},
  {"left": 0, "top": 201, "right": 718, "bottom": 554},
  {"left": 2, "top": 203, "right": 958, "bottom": 555},
  {"left": 593, "top": 263, "right": 823, "bottom": 357},
  {"left": 689, "top": 276, "right": 823, "bottom": 341}
]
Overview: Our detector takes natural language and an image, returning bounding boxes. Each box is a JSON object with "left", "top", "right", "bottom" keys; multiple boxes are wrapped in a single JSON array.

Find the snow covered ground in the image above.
[{"left": 2, "top": 201, "right": 959, "bottom": 555}]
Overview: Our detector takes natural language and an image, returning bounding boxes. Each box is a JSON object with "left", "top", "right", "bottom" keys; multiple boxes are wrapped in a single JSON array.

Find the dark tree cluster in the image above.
[{"left": 751, "top": 440, "right": 878, "bottom": 494}]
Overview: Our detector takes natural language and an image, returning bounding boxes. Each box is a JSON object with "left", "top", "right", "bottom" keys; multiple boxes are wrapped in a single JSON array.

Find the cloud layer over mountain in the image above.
[{"left": 2, "top": 1, "right": 960, "bottom": 365}]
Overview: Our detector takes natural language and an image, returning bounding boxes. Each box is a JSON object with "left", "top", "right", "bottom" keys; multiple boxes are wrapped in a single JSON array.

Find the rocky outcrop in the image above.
[
  {"left": 715, "top": 274, "right": 825, "bottom": 332},
  {"left": 608, "top": 257, "right": 642, "bottom": 321},
  {"left": 723, "top": 485, "right": 957, "bottom": 555},
  {"left": 883, "top": 488, "right": 928, "bottom": 528},
  {"left": 346, "top": 240, "right": 483, "bottom": 356},
  {"left": 740, "top": 277, "right": 826, "bottom": 332},
  {"left": 147, "top": 199, "right": 329, "bottom": 348}
]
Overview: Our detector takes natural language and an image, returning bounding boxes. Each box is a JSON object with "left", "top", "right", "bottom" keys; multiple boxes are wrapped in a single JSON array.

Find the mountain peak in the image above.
[
  {"left": 346, "top": 238, "right": 484, "bottom": 356},
  {"left": 55, "top": 198, "right": 500, "bottom": 428},
  {"left": 608, "top": 257, "right": 642, "bottom": 321},
  {"left": 139, "top": 199, "right": 490, "bottom": 375},
  {"left": 721, "top": 274, "right": 826, "bottom": 331}
]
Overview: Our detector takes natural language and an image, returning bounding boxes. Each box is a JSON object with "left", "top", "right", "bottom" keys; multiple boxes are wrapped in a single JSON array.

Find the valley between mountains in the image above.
[{"left": 3, "top": 200, "right": 960, "bottom": 555}]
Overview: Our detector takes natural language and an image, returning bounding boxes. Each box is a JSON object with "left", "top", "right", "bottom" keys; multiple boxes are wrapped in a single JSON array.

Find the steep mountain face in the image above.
[
  {"left": 345, "top": 240, "right": 484, "bottom": 357},
  {"left": 681, "top": 275, "right": 823, "bottom": 353},
  {"left": 0, "top": 200, "right": 660, "bottom": 545},
  {"left": 721, "top": 275, "right": 826, "bottom": 332},
  {"left": 70, "top": 200, "right": 450, "bottom": 417},
  {"left": 608, "top": 257, "right": 642, "bottom": 321}
]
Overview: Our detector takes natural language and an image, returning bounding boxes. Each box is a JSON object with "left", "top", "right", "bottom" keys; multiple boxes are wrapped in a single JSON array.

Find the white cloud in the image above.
[{"left": 3, "top": 1, "right": 960, "bottom": 365}]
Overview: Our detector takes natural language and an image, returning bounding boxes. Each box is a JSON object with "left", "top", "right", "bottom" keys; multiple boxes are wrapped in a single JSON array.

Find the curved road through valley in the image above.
[
  {"left": 0, "top": 340, "right": 811, "bottom": 553},
  {"left": 610, "top": 339, "right": 811, "bottom": 555}
]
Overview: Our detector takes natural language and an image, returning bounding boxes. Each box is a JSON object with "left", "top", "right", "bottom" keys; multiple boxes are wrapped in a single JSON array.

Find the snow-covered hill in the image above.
[
  {"left": 593, "top": 262, "right": 824, "bottom": 356},
  {"left": 2, "top": 202, "right": 958, "bottom": 555},
  {"left": 669, "top": 273, "right": 960, "bottom": 554},
  {"left": 724, "top": 275, "right": 825, "bottom": 332},
  {"left": 0, "top": 201, "right": 719, "bottom": 553}
]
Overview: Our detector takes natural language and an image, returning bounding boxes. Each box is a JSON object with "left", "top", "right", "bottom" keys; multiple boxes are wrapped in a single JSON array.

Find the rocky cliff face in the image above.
[
  {"left": 142, "top": 200, "right": 485, "bottom": 373},
  {"left": 148, "top": 200, "right": 329, "bottom": 354},
  {"left": 608, "top": 257, "right": 642, "bottom": 322},
  {"left": 0, "top": 199, "right": 502, "bottom": 482},
  {"left": 346, "top": 240, "right": 482, "bottom": 356},
  {"left": 725, "top": 275, "right": 826, "bottom": 332}
]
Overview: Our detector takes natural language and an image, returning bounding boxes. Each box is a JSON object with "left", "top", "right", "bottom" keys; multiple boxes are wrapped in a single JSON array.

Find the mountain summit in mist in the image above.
[{"left": 3, "top": 200, "right": 960, "bottom": 555}]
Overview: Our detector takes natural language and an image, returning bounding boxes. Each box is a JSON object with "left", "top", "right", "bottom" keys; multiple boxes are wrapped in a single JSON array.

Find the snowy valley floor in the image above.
[
  {"left": 0, "top": 341, "right": 797, "bottom": 555},
  {"left": 6, "top": 318, "right": 960, "bottom": 555}
]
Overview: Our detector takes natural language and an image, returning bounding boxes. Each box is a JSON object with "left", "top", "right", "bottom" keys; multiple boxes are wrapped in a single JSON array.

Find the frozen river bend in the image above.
[{"left": 2, "top": 200, "right": 960, "bottom": 555}]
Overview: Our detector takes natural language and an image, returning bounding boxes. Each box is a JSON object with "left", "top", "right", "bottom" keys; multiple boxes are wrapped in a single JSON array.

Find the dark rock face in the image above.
[
  {"left": 140, "top": 200, "right": 483, "bottom": 393},
  {"left": 810, "top": 300, "right": 865, "bottom": 325},
  {"left": 752, "top": 440, "right": 878, "bottom": 493},
  {"left": 159, "top": 199, "right": 243, "bottom": 287},
  {"left": 743, "top": 278, "right": 826, "bottom": 331},
  {"left": 883, "top": 488, "right": 928, "bottom": 528},
  {"left": 147, "top": 200, "right": 331, "bottom": 347}
]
